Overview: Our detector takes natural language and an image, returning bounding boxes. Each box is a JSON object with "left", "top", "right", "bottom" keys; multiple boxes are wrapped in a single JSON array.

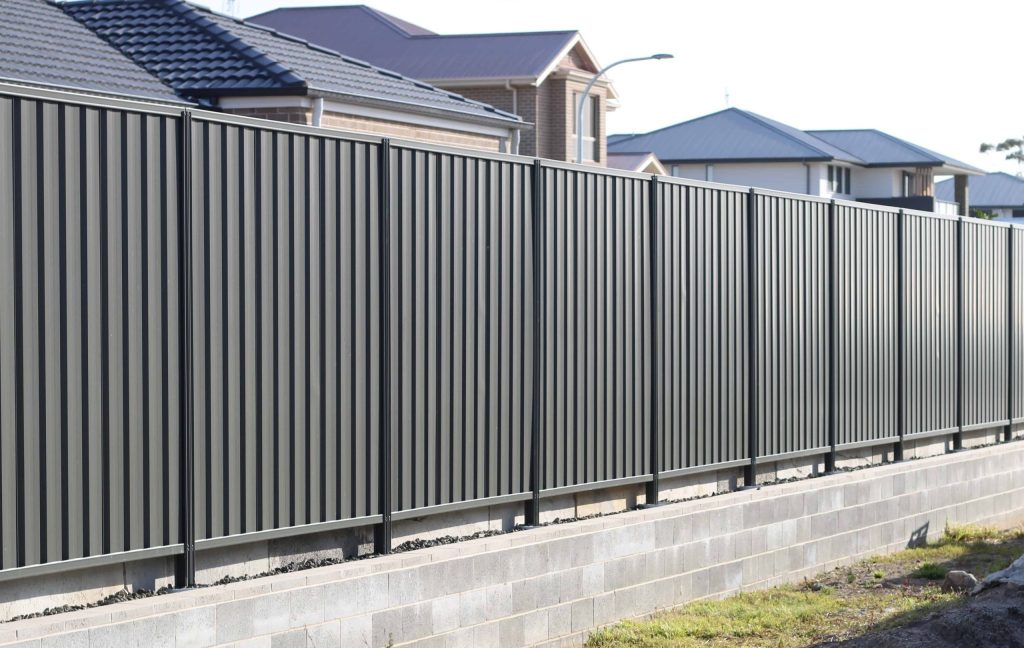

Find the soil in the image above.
[{"left": 832, "top": 585, "right": 1024, "bottom": 648}]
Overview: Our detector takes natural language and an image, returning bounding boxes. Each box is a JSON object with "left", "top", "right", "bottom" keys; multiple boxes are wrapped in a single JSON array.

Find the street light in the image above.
[{"left": 574, "top": 53, "right": 673, "bottom": 165}]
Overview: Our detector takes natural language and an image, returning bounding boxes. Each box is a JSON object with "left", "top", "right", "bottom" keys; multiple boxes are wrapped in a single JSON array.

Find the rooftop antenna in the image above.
[
  {"left": 225, "top": 0, "right": 237, "bottom": 16},
  {"left": 724, "top": 88, "right": 730, "bottom": 107}
]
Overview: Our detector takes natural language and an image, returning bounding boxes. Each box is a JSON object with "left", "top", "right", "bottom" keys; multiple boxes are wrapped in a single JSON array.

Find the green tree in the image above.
[{"left": 980, "top": 137, "right": 1024, "bottom": 170}]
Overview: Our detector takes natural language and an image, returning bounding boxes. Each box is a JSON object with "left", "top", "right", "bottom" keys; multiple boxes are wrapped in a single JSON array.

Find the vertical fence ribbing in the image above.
[
  {"left": 526, "top": 160, "right": 542, "bottom": 526},
  {"left": 955, "top": 217, "right": 964, "bottom": 450},
  {"left": 646, "top": 176, "right": 660, "bottom": 505},
  {"left": 176, "top": 110, "right": 195, "bottom": 587},
  {"left": 895, "top": 210, "right": 905, "bottom": 461},
  {"left": 745, "top": 188, "right": 758, "bottom": 486},
  {"left": 375, "top": 139, "right": 392, "bottom": 553},
  {"left": 825, "top": 200, "right": 837, "bottom": 473}
]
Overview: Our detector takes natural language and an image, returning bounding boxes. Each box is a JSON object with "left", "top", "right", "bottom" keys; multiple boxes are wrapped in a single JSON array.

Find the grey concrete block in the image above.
[
  {"left": 592, "top": 592, "right": 616, "bottom": 627},
  {"left": 174, "top": 606, "right": 216, "bottom": 648},
  {"left": 269, "top": 630, "right": 305, "bottom": 648},
  {"left": 431, "top": 594, "right": 461, "bottom": 634},
  {"left": 288, "top": 586, "right": 326, "bottom": 629},
  {"left": 252, "top": 591, "right": 293, "bottom": 637},
  {"left": 458, "top": 588, "right": 486, "bottom": 627},
  {"left": 39, "top": 631, "right": 89, "bottom": 648},
  {"left": 400, "top": 602, "right": 433, "bottom": 643},
  {"left": 217, "top": 598, "right": 256, "bottom": 644},
  {"left": 336, "top": 614, "right": 371, "bottom": 648},
  {"left": 484, "top": 584, "right": 513, "bottom": 621},
  {"left": 570, "top": 599, "right": 594, "bottom": 633},
  {"left": 498, "top": 616, "right": 524, "bottom": 648},
  {"left": 370, "top": 608, "right": 402, "bottom": 648},
  {"left": 547, "top": 603, "right": 572, "bottom": 639},
  {"left": 305, "top": 621, "right": 340, "bottom": 648},
  {"left": 522, "top": 609, "right": 549, "bottom": 645},
  {"left": 324, "top": 573, "right": 389, "bottom": 619},
  {"left": 131, "top": 613, "right": 175, "bottom": 648}
]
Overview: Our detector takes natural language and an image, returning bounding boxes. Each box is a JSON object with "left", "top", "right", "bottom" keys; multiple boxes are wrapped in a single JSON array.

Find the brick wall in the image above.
[
  {"left": 222, "top": 107, "right": 505, "bottom": 152},
  {"left": 457, "top": 86, "right": 540, "bottom": 157}
]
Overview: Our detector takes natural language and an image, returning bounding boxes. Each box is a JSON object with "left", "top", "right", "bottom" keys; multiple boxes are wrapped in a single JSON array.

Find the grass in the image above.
[{"left": 585, "top": 523, "right": 1024, "bottom": 648}]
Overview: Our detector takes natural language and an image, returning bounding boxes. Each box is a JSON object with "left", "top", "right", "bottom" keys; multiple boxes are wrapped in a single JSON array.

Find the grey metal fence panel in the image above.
[
  {"left": 835, "top": 204, "right": 899, "bottom": 446},
  {"left": 754, "top": 192, "right": 829, "bottom": 458},
  {"left": 659, "top": 179, "right": 748, "bottom": 472},
  {"left": 537, "top": 163, "right": 651, "bottom": 490},
  {"left": 1015, "top": 228, "right": 1024, "bottom": 422},
  {"left": 0, "top": 93, "right": 182, "bottom": 570},
  {"left": 962, "top": 220, "right": 1010, "bottom": 429},
  {"left": 904, "top": 211, "right": 957, "bottom": 437},
  {"left": 388, "top": 145, "right": 533, "bottom": 512},
  {"left": 190, "top": 115, "right": 380, "bottom": 541}
]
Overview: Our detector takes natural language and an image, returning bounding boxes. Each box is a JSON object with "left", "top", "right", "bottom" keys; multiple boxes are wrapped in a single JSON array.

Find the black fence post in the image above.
[
  {"left": 525, "top": 159, "right": 543, "bottom": 527},
  {"left": 825, "top": 200, "right": 837, "bottom": 474},
  {"left": 895, "top": 210, "right": 906, "bottom": 462},
  {"left": 645, "top": 175, "right": 661, "bottom": 507},
  {"left": 175, "top": 109, "right": 196, "bottom": 588},
  {"left": 954, "top": 216, "right": 964, "bottom": 452},
  {"left": 744, "top": 188, "right": 758, "bottom": 488},
  {"left": 1008, "top": 229, "right": 1015, "bottom": 443},
  {"left": 374, "top": 139, "right": 393, "bottom": 554}
]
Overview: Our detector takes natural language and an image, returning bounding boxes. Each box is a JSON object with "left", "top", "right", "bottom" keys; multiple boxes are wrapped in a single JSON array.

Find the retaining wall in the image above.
[{"left": 2, "top": 439, "right": 1023, "bottom": 647}]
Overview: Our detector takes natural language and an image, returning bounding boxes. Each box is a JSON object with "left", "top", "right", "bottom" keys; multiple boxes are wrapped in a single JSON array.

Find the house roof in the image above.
[
  {"left": 936, "top": 172, "right": 1024, "bottom": 208},
  {"left": 247, "top": 5, "right": 598, "bottom": 87},
  {"left": 0, "top": 0, "right": 180, "bottom": 102},
  {"left": 63, "top": 0, "right": 523, "bottom": 126},
  {"left": 607, "top": 152, "right": 665, "bottom": 175},
  {"left": 608, "top": 108, "right": 864, "bottom": 165},
  {"left": 808, "top": 129, "right": 984, "bottom": 175}
]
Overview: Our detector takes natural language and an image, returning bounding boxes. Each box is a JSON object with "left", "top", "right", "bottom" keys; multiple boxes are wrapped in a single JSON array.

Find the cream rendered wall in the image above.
[
  {"left": 854, "top": 167, "right": 903, "bottom": 198},
  {"left": 669, "top": 162, "right": 811, "bottom": 195}
]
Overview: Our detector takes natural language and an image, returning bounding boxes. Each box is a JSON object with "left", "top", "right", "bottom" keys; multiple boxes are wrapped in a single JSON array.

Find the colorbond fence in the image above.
[{"left": 0, "top": 83, "right": 1021, "bottom": 585}]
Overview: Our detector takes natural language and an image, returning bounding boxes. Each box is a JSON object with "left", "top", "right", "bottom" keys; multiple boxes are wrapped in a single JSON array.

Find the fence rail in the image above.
[{"left": 0, "top": 82, "right": 1021, "bottom": 585}]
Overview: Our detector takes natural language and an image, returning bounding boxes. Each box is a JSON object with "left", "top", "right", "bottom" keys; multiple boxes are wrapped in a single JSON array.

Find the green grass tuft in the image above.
[
  {"left": 911, "top": 562, "right": 947, "bottom": 580},
  {"left": 943, "top": 523, "right": 1002, "bottom": 544}
]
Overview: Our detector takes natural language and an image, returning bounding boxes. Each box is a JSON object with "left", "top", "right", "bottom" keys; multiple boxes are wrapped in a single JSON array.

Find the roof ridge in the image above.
[
  {"left": 608, "top": 107, "right": 741, "bottom": 150},
  {"left": 736, "top": 109, "right": 838, "bottom": 160},
  {"left": 194, "top": 1, "right": 522, "bottom": 121},
  {"left": 157, "top": 0, "right": 306, "bottom": 89},
  {"left": 406, "top": 29, "right": 579, "bottom": 40}
]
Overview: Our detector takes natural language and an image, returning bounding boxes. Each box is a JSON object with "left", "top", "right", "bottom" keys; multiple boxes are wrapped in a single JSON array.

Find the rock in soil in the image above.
[{"left": 941, "top": 570, "right": 978, "bottom": 593}]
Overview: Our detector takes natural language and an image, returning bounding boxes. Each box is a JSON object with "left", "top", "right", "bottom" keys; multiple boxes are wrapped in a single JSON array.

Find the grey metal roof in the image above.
[
  {"left": 248, "top": 5, "right": 580, "bottom": 82},
  {"left": 0, "top": 0, "right": 180, "bottom": 102},
  {"left": 63, "top": 0, "right": 522, "bottom": 125},
  {"left": 808, "top": 129, "right": 984, "bottom": 174},
  {"left": 609, "top": 108, "right": 864, "bottom": 164},
  {"left": 936, "top": 172, "right": 1024, "bottom": 208}
]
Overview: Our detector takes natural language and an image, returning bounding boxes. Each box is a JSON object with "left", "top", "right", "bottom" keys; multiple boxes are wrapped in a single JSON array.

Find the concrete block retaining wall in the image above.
[{"left": 2, "top": 440, "right": 1023, "bottom": 647}]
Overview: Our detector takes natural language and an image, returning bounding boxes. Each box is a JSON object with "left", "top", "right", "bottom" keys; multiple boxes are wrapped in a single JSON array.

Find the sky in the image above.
[{"left": 207, "top": 0, "right": 1023, "bottom": 175}]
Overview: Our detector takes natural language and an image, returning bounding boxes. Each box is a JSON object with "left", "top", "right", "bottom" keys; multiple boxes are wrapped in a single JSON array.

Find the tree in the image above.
[{"left": 980, "top": 138, "right": 1024, "bottom": 174}]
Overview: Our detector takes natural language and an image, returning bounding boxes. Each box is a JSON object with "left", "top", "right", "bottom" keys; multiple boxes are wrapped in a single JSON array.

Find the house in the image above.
[
  {"left": 248, "top": 5, "right": 617, "bottom": 164},
  {"left": 936, "top": 172, "right": 1024, "bottom": 221},
  {"left": 0, "top": 0, "right": 181, "bottom": 103},
  {"left": 61, "top": 0, "right": 524, "bottom": 152},
  {"left": 610, "top": 108, "right": 984, "bottom": 214},
  {"left": 607, "top": 152, "right": 666, "bottom": 175}
]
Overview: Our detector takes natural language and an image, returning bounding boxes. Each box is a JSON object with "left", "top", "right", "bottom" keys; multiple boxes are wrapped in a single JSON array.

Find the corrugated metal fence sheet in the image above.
[
  {"left": 658, "top": 179, "right": 748, "bottom": 473},
  {"left": 189, "top": 113, "right": 381, "bottom": 542},
  {"left": 537, "top": 163, "right": 651, "bottom": 491},
  {"left": 1014, "top": 228, "right": 1024, "bottom": 423},
  {"left": 904, "top": 211, "right": 957, "bottom": 438},
  {"left": 0, "top": 93, "right": 182, "bottom": 570},
  {"left": 961, "top": 220, "right": 1009, "bottom": 430},
  {"left": 754, "top": 192, "right": 829, "bottom": 458},
  {"left": 388, "top": 144, "right": 533, "bottom": 512},
  {"left": 835, "top": 203, "right": 898, "bottom": 447}
]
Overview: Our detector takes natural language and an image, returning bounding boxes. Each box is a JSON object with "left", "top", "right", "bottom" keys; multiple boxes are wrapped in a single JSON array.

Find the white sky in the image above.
[{"left": 209, "top": 0, "right": 1022, "bottom": 174}]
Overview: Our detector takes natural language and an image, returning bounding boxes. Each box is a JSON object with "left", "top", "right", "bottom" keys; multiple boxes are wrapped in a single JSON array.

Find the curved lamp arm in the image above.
[{"left": 574, "top": 53, "right": 673, "bottom": 164}]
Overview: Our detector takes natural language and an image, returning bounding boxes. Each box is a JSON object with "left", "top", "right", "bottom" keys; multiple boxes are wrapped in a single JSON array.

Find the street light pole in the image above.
[{"left": 574, "top": 53, "right": 673, "bottom": 165}]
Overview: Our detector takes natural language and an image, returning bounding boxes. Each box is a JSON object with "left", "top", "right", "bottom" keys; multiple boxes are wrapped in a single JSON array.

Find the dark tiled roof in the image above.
[
  {"left": 249, "top": 5, "right": 580, "bottom": 82},
  {"left": 0, "top": 0, "right": 179, "bottom": 101},
  {"left": 936, "top": 172, "right": 1024, "bottom": 208},
  {"left": 64, "top": 0, "right": 522, "bottom": 125},
  {"left": 609, "top": 108, "right": 863, "bottom": 164},
  {"left": 808, "top": 129, "right": 984, "bottom": 174}
]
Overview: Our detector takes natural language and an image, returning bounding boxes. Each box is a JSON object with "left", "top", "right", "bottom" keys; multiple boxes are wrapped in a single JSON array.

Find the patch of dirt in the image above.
[{"left": 832, "top": 585, "right": 1024, "bottom": 647}]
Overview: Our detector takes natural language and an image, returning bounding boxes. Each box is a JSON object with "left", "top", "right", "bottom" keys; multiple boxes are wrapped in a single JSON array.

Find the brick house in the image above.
[
  {"left": 61, "top": 0, "right": 524, "bottom": 152},
  {"left": 249, "top": 5, "right": 618, "bottom": 165}
]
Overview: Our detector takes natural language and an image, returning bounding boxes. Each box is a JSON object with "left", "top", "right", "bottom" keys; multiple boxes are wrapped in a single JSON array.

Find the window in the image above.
[
  {"left": 1013, "top": 209, "right": 1024, "bottom": 219},
  {"left": 573, "top": 92, "right": 599, "bottom": 163},
  {"left": 828, "top": 165, "right": 850, "bottom": 195}
]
